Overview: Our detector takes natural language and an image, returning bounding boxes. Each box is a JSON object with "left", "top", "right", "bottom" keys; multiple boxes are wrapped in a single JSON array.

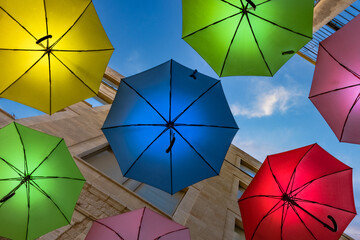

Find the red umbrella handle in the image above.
[{"left": 293, "top": 202, "right": 337, "bottom": 232}]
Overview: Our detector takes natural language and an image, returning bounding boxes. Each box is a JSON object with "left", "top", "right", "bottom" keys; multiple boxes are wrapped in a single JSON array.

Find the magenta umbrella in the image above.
[
  {"left": 309, "top": 15, "right": 360, "bottom": 144},
  {"left": 85, "top": 207, "right": 191, "bottom": 240}
]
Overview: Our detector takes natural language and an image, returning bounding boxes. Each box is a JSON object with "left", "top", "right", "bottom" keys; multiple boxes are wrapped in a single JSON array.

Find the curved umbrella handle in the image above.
[
  {"left": 36, "top": 35, "right": 53, "bottom": 44},
  {"left": 166, "top": 133, "right": 176, "bottom": 153},
  {"left": 245, "top": 0, "right": 256, "bottom": 10},
  {"left": 324, "top": 215, "right": 337, "bottom": 233},
  {"left": 190, "top": 69, "right": 198, "bottom": 79}
]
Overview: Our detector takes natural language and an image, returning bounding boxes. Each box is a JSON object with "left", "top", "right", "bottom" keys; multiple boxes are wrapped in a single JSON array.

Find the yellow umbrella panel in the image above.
[{"left": 0, "top": 0, "right": 114, "bottom": 114}]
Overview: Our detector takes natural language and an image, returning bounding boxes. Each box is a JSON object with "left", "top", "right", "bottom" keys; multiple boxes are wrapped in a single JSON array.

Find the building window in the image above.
[
  {"left": 84, "top": 96, "right": 108, "bottom": 107},
  {"left": 82, "top": 147, "right": 186, "bottom": 216},
  {"left": 0, "top": 98, "right": 44, "bottom": 119},
  {"left": 238, "top": 185, "right": 246, "bottom": 199},
  {"left": 233, "top": 224, "right": 246, "bottom": 240},
  {"left": 240, "top": 163, "right": 256, "bottom": 177}
]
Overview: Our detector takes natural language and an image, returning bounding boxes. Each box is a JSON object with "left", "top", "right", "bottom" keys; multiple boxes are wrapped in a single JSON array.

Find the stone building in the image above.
[{"left": 0, "top": 66, "right": 353, "bottom": 240}]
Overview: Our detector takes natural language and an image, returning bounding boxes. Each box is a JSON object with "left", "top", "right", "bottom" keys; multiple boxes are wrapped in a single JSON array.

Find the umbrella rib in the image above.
[
  {"left": 266, "top": 157, "right": 284, "bottom": 194},
  {"left": 285, "top": 144, "right": 315, "bottom": 193},
  {"left": 309, "top": 83, "right": 360, "bottom": 99},
  {"left": 51, "top": 48, "right": 114, "bottom": 52},
  {"left": 174, "top": 123, "right": 239, "bottom": 130},
  {"left": 280, "top": 204, "right": 285, "bottom": 240},
  {"left": 31, "top": 176, "right": 85, "bottom": 181},
  {"left": 238, "top": 194, "right": 282, "bottom": 202},
  {"left": 182, "top": 12, "right": 242, "bottom": 39},
  {"left": 121, "top": 79, "right": 168, "bottom": 123},
  {"left": 172, "top": 81, "right": 220, "bottom": 123},
  {"left": 290, "top": 168, "right": 352, "bottom": 196},
  {"left": 0, "top": 157, "right": 24, "bottom": 177},
  {"left": 50, "top": 52, "right": 97, "bottom": 95},
  {"left": 0, "top": 52, "right": 47, "bottom": 95},
  {"left": 170, "top": 129, "right": 174, "bottom": 194},
  {"left": 245, "top": 12, "right": 273, "bottom": 76},
  {"left": 256, "top": 0, "right": 272, "bottom": 7},
  {"left": 48, "top": 52, "right": 52, "bottom": 114},
  {"left": 102, "top": 124, "right": 166, "bottom": 130},
  {"left": 29, "top": 139, "right": 64, "bottom": 176},
  {"left": 220, "top": 12, "right": 245, "bottom": 76},
  {"left": 29, "top": 180, "right": 70, "bottom": 224},
  {"left": 25, "top": 181, "right": 30, "bottom": 240},
  {"left": 293, "top": 197, "right": 357, "bottom": 215},
  {"left": 94, "top": 221, "right": 125, "bottom": 240},
  {"left": 172, "top": 128, "right": 219, "bottom": 175},
  {"left": 14, "top": 123, "right": 28, "bottom": 176},
  {"left": 319, "top": 43, "right": 360, "bottom": 80},
  {"left": 247, "top": 12, "right": 312, "bottom": 39},
  {"left": 50, "top": 1, "right": 92, "bottom": 49},
  {"left": 43, "top": 0, "right": 49, "bottom": 48},
  {"left": 251, "top": 200, "right": 284, "bottom": 240},
  {"left": 155, "top": 227, "right": 189, "bottom": 240},
  {"left": 0, "top": 48, "right": 44, "bottom": 51},
  {"left": 220, "top": 0, "right": 242, "bottom": 10},
  {"left": 123, "top": 128, "right": 169, "bottom": 176},
  {"left": 0, "top": 177, "right": 22, "bottom": 181},
  {"left": 137, "top": 208, "right": 146, "bottom": 240},
  {"left": 340, "top": 93, "right": 360, "bottom": 141},
  {"left": 289, "top": 204, "right": 318, "bottom": 240},
  {"left": 0, "top": 6, "right": 38, "bottom": 42}
]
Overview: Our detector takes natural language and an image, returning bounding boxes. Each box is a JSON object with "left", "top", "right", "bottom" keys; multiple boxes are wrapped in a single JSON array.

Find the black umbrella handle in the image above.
[
  {"left": 293, "top": 202, "right": 337, "bottom": 232},
  {"left": 245, "top": 0, "right": 256, "bottom": 10},
  {"left": 190, "top": 69, "right": 198, "bottom": 79},
  {"left": 36, "top": 35, "right": 52, "bottom": 44},
  {"left": 166, "top": 133, "right": 176, "bottom": 153}
]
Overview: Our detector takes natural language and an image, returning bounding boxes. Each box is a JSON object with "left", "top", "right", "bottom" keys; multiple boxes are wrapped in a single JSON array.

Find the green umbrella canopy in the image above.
[
  {"left": 0, "top": 122, "right": 85, "bottom": 240},
  {"left": 182, "top": 0, "right": 313, "bottom": 77}
]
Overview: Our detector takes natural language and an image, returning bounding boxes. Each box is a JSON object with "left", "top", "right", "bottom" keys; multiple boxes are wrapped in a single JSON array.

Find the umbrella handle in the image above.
[
  {"left": 166, "top": 133, "right": 176, "bottom": 153},
  {"left": 293, "top": 202, "right": 337, "bottom": 233},
  {"left": 325, "top": 215, "right": 338, "bottom": 233},
  {"left": 282, "top": 50, "right": 295, "bottom": 55},
  {"left": 245, "top": 0, "right": 256, "bottom": 10},
  {"left": 36, "top": 35, "right": 53, "bottom": 44},
  {"left": 190, "top": 69, "right": 198, "bottom": 79}
]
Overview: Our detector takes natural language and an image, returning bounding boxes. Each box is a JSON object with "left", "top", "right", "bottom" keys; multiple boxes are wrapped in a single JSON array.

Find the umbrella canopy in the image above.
[
  {"left": 309, "top": 15, "right": 360, "bottom": 144},
  {"left": 238, "top": 144, "right": 356, "bottom": 240},
  {"left": 0, "top": 0, "right": 114, "bottom": 114},
  {"left": 102, "top": 60, "right": 238, "bottom": 194},
  {"left": 85, "top": 207, "right": 191, "bottom": 240},
  {"left": 0, "top": 122, "right": 85, "bottom": 240},
  {"left": 182, "top": 0, "right": 313, "bottom": 77}
]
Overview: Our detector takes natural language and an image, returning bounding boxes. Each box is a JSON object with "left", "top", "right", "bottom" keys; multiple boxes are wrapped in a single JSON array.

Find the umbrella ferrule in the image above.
[
  {"left": 282, "top": 50, "right": 295, "bottom": 55},
  {"left": 245, "top": 0, "right": 256, "bottom": 10},
  {"left": 36, "top": 35, "right": 53, "bottom": 45}
]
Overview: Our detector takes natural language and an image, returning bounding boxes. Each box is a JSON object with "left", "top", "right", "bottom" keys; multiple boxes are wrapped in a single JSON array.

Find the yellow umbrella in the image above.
[{"left": 0, "top": 0, "right": 114, "bottom": 114}]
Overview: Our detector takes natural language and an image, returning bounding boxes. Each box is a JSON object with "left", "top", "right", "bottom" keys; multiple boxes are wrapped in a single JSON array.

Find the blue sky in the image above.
[{"left": 96, "top": 0, "right": 358, "bottom": 237}]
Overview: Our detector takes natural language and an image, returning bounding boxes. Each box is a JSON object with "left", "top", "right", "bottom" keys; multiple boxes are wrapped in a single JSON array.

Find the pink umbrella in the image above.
[
  {"left": 309, "top": 15, "right": 360, "bottom": 144},
  {"left": 85, "top": 208, "right": 191, "bottom": 240}
]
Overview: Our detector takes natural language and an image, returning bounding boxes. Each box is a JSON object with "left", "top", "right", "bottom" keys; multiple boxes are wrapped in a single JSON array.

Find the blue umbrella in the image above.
[{"left": 102, "top": 60, "right": 238, "bottom": 194}]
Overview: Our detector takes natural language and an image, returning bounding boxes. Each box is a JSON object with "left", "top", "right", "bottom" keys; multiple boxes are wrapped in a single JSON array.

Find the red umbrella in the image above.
[
  {"left": 85, "top": 207, "right": 191, "bottom": 240},
  {"left": 238, "top": 144, "right": 356, "bottom": 240},
  {"left": 309, "top": 15, "right": 360, "bottom": 144}
]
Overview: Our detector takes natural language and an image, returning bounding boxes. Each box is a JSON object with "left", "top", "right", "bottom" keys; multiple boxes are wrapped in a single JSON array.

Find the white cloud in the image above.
[{"left": 230, "top": 81, "right": 302, "bottom": 118}]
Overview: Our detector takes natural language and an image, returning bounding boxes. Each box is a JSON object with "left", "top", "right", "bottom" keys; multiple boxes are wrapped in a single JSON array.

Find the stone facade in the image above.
[{"left": 0, "top": 67, "right": 352, "bottom": 240}]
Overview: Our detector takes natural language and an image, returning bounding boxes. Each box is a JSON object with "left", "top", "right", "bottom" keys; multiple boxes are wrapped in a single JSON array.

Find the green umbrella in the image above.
[
  {"left": 0, "top": 122, "right": 85, "bottom": 240},
  {"left": 182, "top": 0, "right": 313, "bottom": 77}
]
